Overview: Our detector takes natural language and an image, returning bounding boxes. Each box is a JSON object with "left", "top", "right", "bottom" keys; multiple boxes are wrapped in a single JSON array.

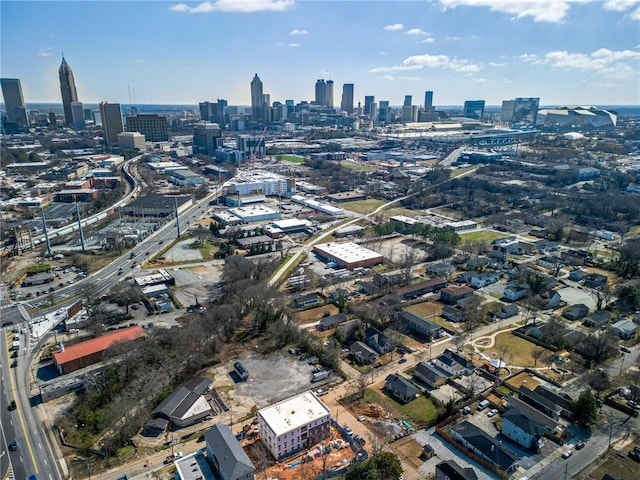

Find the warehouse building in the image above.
[
  {"left": 313, "top": 242, "right": 383, "bottom": 270},
  {"left": 53, "top": 326, "right": 145, "bottom": 374},
  {"left": 228, "top": 205, "right": 280, "bottom": 223},
  {"left": 258, "top": 390, "right": 331, "bottom": 461}
]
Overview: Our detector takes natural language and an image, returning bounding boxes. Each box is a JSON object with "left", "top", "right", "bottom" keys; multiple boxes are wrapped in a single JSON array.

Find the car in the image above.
[
  {"left": 399, "top": 357, "right": 407, "bottom": 364},
  {"left": 8, "top": 400, "right": 16, "bottom": 411},
  {"left": 357, "top": 415, "right": 365, "bottom": 422},
  {"left": 463, "top": 406, "right": 472, "bottom": 415},
  {"left": 562, "top": 450, "right": 572, "bottom": 458},
  {"left": 9, "top": 440, "right": 18, "bottom": 451},
  {"left": 488, "top": 409, "right": 499, "bottom": 417},
  {"left": 575, "top": 441, "right": 585, "bottom": 450},
  {"left": 621, "top": 346, "right": 632, "bottom": 353},
  {"left": 353, "top": 434, "right": 365, "bottom": 445},
  {"left": 344, "top": 426, "right": 353, "bottom": 435},
  {"left": 11, "top": 360, "right": 18, "bottom": 368},
  {"left": 11, "top": 351, "right": 18, "bottom": 358}
]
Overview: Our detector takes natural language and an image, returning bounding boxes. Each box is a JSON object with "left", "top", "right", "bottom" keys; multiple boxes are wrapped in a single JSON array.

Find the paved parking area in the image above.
[{"left": 557, "top": 286, "right": 596, "bottom": 310}]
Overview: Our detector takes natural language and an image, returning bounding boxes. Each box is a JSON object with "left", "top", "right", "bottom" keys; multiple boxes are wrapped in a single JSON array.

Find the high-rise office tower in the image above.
[
  {"left": 1, "top": 78, "right": 29, "bottom": 128},
  {"left": 315, "top": 79, "right": 327, "bottom": 106},
  {"left": 463, "top": 100, "right": 485, "bottom": 120},
  {"left": 99, "top": 101, "right": 124, "bottom": 146},
  {"left": 48, "top": 112, "right": 57, "bottom": 126},
  {"left": 71, "top": 102, "right": 85, "bottom": 130},
  {"left": 402, "top": 105, "right": 418, "bottom": 122},
  {"left": 403, "top": 95, "right": 412, "bottom": 107},
  {"left": 341, "top": 83, "right": 354, "bottom": 114},
  {"left": 251, "top": 74, "right": 264, "bottom": 121},
  {"left": 126, "top": 114, "right": 168, "bottom": 142},
  {"left": 326, "top": 80, "right": 334, "bottom": 109},
  {"left": 217, "top": 99, "right": 228, "bottom": 125},
  {"left": 364, "top": 96, "right": 375, "bottom": 117},
  {"left": 59, "top": 56, "right": 79, "bottom": 127},
  {"left": 424, "top": 91, "right": 434, "bottom": 111},
  {"left": 501, "top": 97, "right": 539, "bottom": 126},
  {"left": 199, "top": 101, "right": 214, "bottom": 121},
  {"left": 193, "top": 122, "right": 222, "bottom": 156},
  {"left": 378, "top": 100, "right": 390, "bottom": 123}
]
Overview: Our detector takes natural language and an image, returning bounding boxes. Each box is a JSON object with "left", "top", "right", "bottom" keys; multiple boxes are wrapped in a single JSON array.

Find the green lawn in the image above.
[
  {"left": 380, "top": 207, "right": 416, "bottom": 219},
  {"left": 364, "top": 387, "right": 439, "bottom": 425},
  {"left": 460, "top": 230, "right": 510, "bottom": 243},
  {"left": 342, "top": 199, "right": 386, "bottom": 214},
  {"left": 589, "top": 453, "right": 640, "bottom": 480},
  {"left": 276, "top": 154, "right": 305, "bottom": 164},
  {"left": 340, "top": 161, "right": 377, "bottom": 173},
  {"left": 450, "top": 165, "right": 478, "bottom": 178}
]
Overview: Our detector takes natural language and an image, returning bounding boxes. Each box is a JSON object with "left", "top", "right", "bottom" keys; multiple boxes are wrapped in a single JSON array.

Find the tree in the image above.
[
  {"left": 573, "top": 389, "right": 598, "bottom": 426},
  {"left": 617, "top": 285, "right": 640, "bottom": 311},
  {"left": 345, "top": 451, "right": 402, "bottom": 480},
  {"left": 586, "top": 370, "right": 611, "bottom": 400},
  {"left": 590, "top": 284, "right": 613, "bottom": 311},
  {"left": 578, "top": 332, "right": 618, "bottom": 368},
  {"left": 616, "top": 239, "right": 640, "bottom": 278},
  {"left": 531, "top": 346, "right": 545, "bottom": 367}
]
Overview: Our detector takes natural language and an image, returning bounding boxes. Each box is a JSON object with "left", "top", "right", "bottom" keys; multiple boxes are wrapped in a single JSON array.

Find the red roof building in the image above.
[{"left": 53, "top": 326, "right": 145, "bottom": 374}]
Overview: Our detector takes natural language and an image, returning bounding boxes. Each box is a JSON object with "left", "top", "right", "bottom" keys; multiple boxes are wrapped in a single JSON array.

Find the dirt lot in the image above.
[
  {"left": 505, "top": 370, "right": 541, "bottom": 391},
  {"left": 207, "top": 351, "right": 321, "bottom": 423},
  {"left": 393, "top": 435, "right": 426, "bottom": 469},
  {"left": 295, "top": 305, "right": 339, "bottom": 324},
  {"left": 170, "top": 265, "right": 222, "bottom": 307}
]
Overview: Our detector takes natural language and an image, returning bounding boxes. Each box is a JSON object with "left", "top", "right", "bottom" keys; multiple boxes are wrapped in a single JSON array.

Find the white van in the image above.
[
  {"left": 477, "top": 399, "right": 490, "bottom": 411},
  {"left": 11, "top": 341, "right": 20, "bottom": 351}
]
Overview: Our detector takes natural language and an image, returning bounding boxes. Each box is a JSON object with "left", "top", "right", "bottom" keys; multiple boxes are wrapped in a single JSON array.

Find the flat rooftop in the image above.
[
  {"left": 314, "top": 242, "right": 383, "bottom": 265},
  {"left": 258, "top": 390, "right": 331, "bottom": 437}
]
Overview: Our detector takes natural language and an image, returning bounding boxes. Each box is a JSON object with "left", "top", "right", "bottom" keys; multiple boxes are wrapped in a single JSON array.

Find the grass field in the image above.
[
  {"left": 486, "top": 331, "right": 551, "bottom": 368},
  {"left": 408, "top": 301, "right": 442, "bottom": 319},
  {"left": 342, "top": 199, "right": 386, "bottom": 214},
  {"left": 450, "top": 165, "right": 478, "bottom": 178},
  {"left": 340, "top": 161, "right": 377, "bottom": 173},
  {"left": 365, "top": 387, "right": 439, "bottom": 425},
  {"left": 380, "top": 207, "right": 416, "bottom": 219},
  {"left": 460, "top": 230, "right": 510, "bottom": 243},
  {"left": 295, "top": 305, "right": 338, "bottom": 324},
  {"left": 587, "top": 453, "right": 640, "bottom": 480},
  {"left": 276, "top": 154, "right": 305, "bottom": 164}
]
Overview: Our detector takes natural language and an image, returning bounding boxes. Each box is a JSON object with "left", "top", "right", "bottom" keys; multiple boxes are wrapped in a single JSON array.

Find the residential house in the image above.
[
  {"left": 317, "top": 313, "right": 347, "bottom": 331},
  {"left": 502, "top": 396, "right": 560, "bottom": 451},
  {"left": 435, "top": 460, "right": 478, "bottom": 480},
  {"left": 466, "top": 256, "right": 493, "bottom": 271},
  {"left": 399, "top": 311, "right": 443, "bottom": 341},
  {"left": 440, "top": 285, "right": 474, "bottom": 305},
  {"left": 582, "top": 310, "right": 611, "bottom": 329},
  {"left": 293, "top": 293, "right": 320, "bottom": 309},
  {"left": 455, "top": 271, "right": 478, "bottom": 284},
  {"left": 450, "top": 421, "right": 520, "bottom": 474},
  {"left": 350, "top": 341, "right": 379, "bottom": 365},
  {"left": 395, "top": 277, "right": 448, "bottom": 299},
  {"left": 357, "top": 281, "right": 380, "bottom": 296},
  {"left": 337, "top": 319, "right": 361, "bottom": 338},
  {"left": 145, "top": 378, "right": 212, "bottom": 433},
  {"left": 537, "top": 256, "right": 563, "bottom": 271},
  {"left": 469, "top": 272, "right": 499, "bottom": 289},
  {"left": 456, "top": 295, "right": 481, "bottom": 311},
  {"left": 433, "top": 349, "right": 474, "bottom": 377},
  {"left": 503, "top": 283, "right": 529, "bottom": 302},
  {"left": 414, "top": 361, "right": 447, "bottom": 388},
  {"left": 562, "top": 304, "right": 589, "bottom": 321},
  {"left": 531, "top": 385, "right": 574, "bottom": 420},
  {"left": 205, "top": 424, "right": 256, "bottom": 480},
  {"left": 609, "top": 319, "right": 637, "bottom": 340},
  {"left": 494, "top": 304, "right": 519, "bottom": 320},
  {"left": 385, "top": 374, "right": 419, "bottom": 403},
  {"left": 428, "top": 262, "right": 455, "bottom": 278},
  {"left": 569, "top": 269, "right": 588, "bottom": 282},
  {"left": 366, "top": 327, "right": 394, "bottom": 354},
  {"left": 518, "top": 386, "right": 561, "bottom": 420},
  {"left": 585, "top": 273, "right": 608, "bottom": 289},
  {"left": 532, "top": 288, "right": 562, "bottom": 310},
  {"left": 442, "top": 305, "right": 464, "bottom": 323}
]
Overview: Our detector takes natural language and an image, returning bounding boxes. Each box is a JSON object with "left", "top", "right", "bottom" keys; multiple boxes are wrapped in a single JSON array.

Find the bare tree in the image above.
[
  {"left": 590, "top": 284, "right": 613, "bottom": 311},
  {"left": 397, "top": 248, "right": 418, "bottom": 280},
  {"left": 531, "top": 346, "right": 545, "bottom": 367}
]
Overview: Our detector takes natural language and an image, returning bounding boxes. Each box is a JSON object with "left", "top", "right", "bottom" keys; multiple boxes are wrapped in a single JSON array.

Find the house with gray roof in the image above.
[
  {"left": 399, "top": 310, "right": 443, "bottom": 341},
  {"left": 433, "top": 349, "right": 474, "bottom": 377},
  {"left": 385, "top": 374, "right": 419, "bottom": 403},
  {"left": 451, "top": 421, "right": 520, "bottom": 474},
  {"left": 206, "top": 424, "right": 255, "bottom": 480},
  {"left": 562, "top": 304, "right": 589, "bottom": 321},
  {"left": 366, "top": 327, "right": 394, "bottom": 354},
  {"left": 502, "top": 396, "right": 560, "bottom": 451},
  {"left": 145, "top": 378, "right": 212, "bottom": 433},
  {"left": 435, "top": 460, "right": 478, "bottom": 480},
  {"left": 414, "top": 361, "right": 447, "bottom": 388},
  {"left": 609, "top": 319, "right": 637, "bottom": 340},
  {"left": 350, "top": 341, "right": 379, "bottom": 365}
]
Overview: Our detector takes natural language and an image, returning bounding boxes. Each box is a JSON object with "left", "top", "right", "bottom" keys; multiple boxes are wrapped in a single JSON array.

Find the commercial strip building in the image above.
[
  {"left": 291, "top": 195, "right": 344, "bottom": 216},
  {"left": 257, "top": 390, "right": 331, "bottom": 461},
  {"left": 313, "top": 242, "right": 383, "bottom": 270},
  {"left": 53, "top": 326, "right": 146, "bottom": 374}
]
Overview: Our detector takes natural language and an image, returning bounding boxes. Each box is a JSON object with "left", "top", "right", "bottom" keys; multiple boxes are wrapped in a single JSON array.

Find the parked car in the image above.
[
  {"left": 463, "top": 406, "right": 472, "bottom": 415},
  {"left": 562, "top": 450, "right": 572, "bottom": 458},
  {"left": 353, "top": 434, "right": 366, "bottom": 446},
  {"left": 621, "top": 346, "right": 632, "bottom": 353},
  {"left": 399, "top": 357, "right": 407, "bottom": 364},
  {"left": 8, "top": 400, "right": 16, "bottom": 411},
  {"left": 575, "top": 441, "right": 585, "bottom": 450},
  {"left": 488, "top": 409, "right": 499, "bottom": 417},
  {"left": 344, "top": 426, "right": 353, "bottom": 435}
]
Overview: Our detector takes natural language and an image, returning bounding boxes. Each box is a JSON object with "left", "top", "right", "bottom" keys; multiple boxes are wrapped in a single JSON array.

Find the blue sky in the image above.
[{"left": 1, "top": 0, "right": 639, "bottom": 106}]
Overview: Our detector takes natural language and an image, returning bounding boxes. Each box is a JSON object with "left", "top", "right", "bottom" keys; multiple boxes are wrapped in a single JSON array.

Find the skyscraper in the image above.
[
  {"left": 378, "top": 100, "right": 390, "bottom": 123},
  {"left": 341, "top": 83, "right": 354, "bottom": 114},
  {"left": 364, "top": 96, "right": 375, "bottom": 118},
  {"left": 126, "top": 114, "right": 168, "bottom": 142},
  {"left": 1, "top": 78, "right": 29, "bottom": 128},
  {"left": 199, "top": 101, "right": 215, "bottom": 122},
  {"left": 326, "top": 80, "right": 334, "bottom": 109},
  {"left": 463, "top": 100, "right": 485, "bottom": 120},
  {"left": 59, "top": 56, "right": 79, "bottom": 127},
  {"left": 315, "top": 79, "right": 327, "bottom": 106},
  {"left": 403, "top": 95, "right": 412, "bottom": 107},
  {"left": 424, "top": 91, "right": 434, "bottom": 111},
  {"left": 251, "top": 74, "right": 264, "bottom": 121},
  {"left": 99, "top": 102, "right": 124, "bottom": 146},
  {"left": 71, "top": 102, "right": 85, "bottom": 130}
]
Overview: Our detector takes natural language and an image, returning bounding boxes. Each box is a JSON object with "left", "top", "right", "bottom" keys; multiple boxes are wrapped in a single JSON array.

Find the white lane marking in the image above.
[{"left": 38, "top": 442, "right": 42, "bottom": 449}]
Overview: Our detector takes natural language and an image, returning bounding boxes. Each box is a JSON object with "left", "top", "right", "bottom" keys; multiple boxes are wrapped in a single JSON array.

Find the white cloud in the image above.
[
  {"left": 519, "top": 53, "right": 541, "bottom": 64},
  {"left": 383, "top": 23, "right": 404, "bottom": 31},
  {"left": 449, "top": 59, "right": 481, "bottom": 72},
  {"left": 379, "top": 51, "right": 387, "bottom": 56},
  {"left": 289, "top": 29, "right": 308, "bottom": 35},
  {"left": 382, "top": 75, "right": 422, "bottom": 80},
  {"left": 170, "top": 0, "right": 294, "bottom": 14},
  {"left": 369, "top": 65, "right": 424, "bottom": 73},
  {"left": 436, "top": 0, "right": 589, "bottom": 23},
  {"left": 422, "top": 37, "right": 435, "bottom": 43},
  {"left": 319, "top": 68, "right": 330, "bottom": 76},
  {"left": 604, "top": 0, "right": 640, "bottom": 19},
  {"left": 474, "top": 77, "right": 489, "bottom": 82},
  {"left": 406, "top": 28, "right": 429, "bottom": 35},
  {"left": 445, "top": 35, "right": 463, "bottom": 40},
  {"left": 288, "top": 43, "right": 300, "bottom": 47},
  {"left": 36, "top": 47, "right": 52, "bottom": 57},
  {"left": 488, "top": 61, "right": 505, "bottom": 67},
  {"left": 544, "top": 48, "right": 640, "bottom": 71},
  {"left": 403, "top": 54, "right": 450, "bottom": 68}
]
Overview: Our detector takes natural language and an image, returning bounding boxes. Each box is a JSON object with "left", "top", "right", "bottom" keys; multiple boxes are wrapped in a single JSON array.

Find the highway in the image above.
[{"left": 0, "top": 175, "right": 222, "bottom": 479}]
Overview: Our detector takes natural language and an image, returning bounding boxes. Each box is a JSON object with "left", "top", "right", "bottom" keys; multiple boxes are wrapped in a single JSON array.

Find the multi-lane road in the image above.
[{"left": 1, "top": 178, "right": 222, "bottom": 479}]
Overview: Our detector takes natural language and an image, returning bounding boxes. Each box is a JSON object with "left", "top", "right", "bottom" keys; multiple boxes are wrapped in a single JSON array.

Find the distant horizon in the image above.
[{"left": 1, "top": 1, "right": 639, "bottom": 106}]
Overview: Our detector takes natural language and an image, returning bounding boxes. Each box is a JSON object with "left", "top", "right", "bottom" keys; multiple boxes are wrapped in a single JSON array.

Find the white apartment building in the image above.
[{"left": 258, "top": 390, "right": 331, "bottom": 461}]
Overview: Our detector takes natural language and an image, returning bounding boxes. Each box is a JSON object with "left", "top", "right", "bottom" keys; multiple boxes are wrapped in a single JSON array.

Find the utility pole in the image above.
[
  {"left": 40, "top": 207, "right": 51, "bottom": 255},
  {"left": 76, "top": 203, "right": 86, "bottom": 252},
  {"left": 174, "top": 196, "right": 181, "bottom": 238}
]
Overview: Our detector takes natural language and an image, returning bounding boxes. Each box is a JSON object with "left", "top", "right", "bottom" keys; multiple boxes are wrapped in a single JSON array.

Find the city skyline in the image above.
[{"left": 1, "top": 1, "right": 639, "bottom": 106}]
